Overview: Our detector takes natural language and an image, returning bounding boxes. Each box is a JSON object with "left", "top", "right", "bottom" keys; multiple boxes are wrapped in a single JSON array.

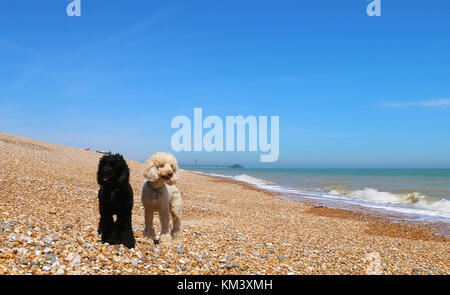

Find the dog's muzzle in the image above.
[{"left": 162, "top": 172, "right": 173, "bottom": 181}]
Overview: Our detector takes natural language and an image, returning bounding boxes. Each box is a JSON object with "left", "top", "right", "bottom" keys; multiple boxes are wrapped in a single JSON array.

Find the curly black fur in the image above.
[{"left": 97, "top": 154, "right": 135, "bottom": 248}]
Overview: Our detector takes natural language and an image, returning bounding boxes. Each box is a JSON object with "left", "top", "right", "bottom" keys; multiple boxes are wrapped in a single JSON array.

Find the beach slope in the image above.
[{"left": 0, "top": 132, "right": 448, "bottom": 274}]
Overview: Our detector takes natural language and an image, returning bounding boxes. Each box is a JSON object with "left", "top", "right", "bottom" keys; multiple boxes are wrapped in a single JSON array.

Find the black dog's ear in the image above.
[
  {"left": 97, "top": 156, "right": 107, "bottom": 185},
  {"left": 116, "top": 155, "right": 130, "bottom": 185}
]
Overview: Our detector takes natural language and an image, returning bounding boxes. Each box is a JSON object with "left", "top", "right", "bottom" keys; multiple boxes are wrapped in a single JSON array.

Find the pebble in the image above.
[
  {"left": 46, "top": 254, "right": 57, "bottom": 262},
  {"left": 175, "top": 247, "right": 185, "bottom": 254},
  {"left": 132, "top": 259, "right": 142, "bottom": 267},
  {"left": 72, "top": 259, "right": 81, "bottom": 265}
]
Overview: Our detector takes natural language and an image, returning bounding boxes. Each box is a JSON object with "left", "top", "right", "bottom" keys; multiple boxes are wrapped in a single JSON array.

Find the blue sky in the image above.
[{"left": 0, "top": 0, "right": 449, "bottom": 168}]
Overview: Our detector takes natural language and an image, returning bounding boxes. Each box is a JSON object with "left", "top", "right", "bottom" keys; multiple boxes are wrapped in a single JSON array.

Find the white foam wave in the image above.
[
  {"left": 233, "top": 174, "right": 274, "bottom": 186},
  {"left": 269, "top": 181, "right": 450, "bottom": 220},
  {"left": 190, "top": 171, "right": 450, "bottom": 221},
  {"left": 331, "top": 188, "right": 424, "bottom": 205},
  {"left": 327, "top": 188, "right": 450, "bottom": 219}
]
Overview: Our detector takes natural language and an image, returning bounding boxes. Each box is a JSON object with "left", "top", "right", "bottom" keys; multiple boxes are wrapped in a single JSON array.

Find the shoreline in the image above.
[
  {"left": 184, "top": 169, "right": 450, "bottom": 239},
  {"left": 185, "top": 169, "right": 450, "bottom": 234},
  {"left": 1, "top": 132, "right": 449, "bottom": 274}
]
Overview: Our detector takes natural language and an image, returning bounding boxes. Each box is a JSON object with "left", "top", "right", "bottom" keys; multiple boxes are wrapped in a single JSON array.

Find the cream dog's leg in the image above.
[
  {"left": 170, "top": 190, "right": 182, "bottom": 240},
  {"left": 158, "top": 203, "right": 172, "bottom": 243},
  {"left": 142, "top": 208, "right": 156, "bottom": 240}
]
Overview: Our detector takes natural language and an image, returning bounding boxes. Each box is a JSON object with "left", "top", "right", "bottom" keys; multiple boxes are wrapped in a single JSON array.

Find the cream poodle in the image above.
[{"left": 141, "top": 152, "right": 182, "bottom": 244}]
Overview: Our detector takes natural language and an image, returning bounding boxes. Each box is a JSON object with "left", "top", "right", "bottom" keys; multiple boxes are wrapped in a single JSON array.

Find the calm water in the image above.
[{"left": 185, "top": 168, "right": 450, "bottom": 222}]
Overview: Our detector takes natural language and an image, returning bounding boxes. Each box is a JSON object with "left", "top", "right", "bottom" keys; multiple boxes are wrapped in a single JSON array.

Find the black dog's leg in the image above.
[
  {"left": 114, "top": 212, "right": 135, "bottom": 248},
  {"left": 98, "top": 189, "right": 114, "bottom": 243},
  {"left": 99, "top": 214, "right": 114, "bottom": 242},
  {"left": 111, "top": 187, "right": 135, "bottom": 248}
]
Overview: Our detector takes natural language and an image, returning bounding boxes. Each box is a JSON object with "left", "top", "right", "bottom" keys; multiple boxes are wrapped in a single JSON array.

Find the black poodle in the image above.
[{"left": 97, "top": 153, "right": 135, "bottom": 248}]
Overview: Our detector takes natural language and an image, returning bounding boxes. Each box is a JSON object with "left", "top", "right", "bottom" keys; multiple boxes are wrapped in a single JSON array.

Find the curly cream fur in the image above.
[{"left": 141, "top": 152, "right": 182, "bottom": 244}]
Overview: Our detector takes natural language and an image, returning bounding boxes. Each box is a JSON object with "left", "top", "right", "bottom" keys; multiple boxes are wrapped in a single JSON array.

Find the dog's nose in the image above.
[{"left": 167, "top": 172, "right": 173, "bottom": 177}]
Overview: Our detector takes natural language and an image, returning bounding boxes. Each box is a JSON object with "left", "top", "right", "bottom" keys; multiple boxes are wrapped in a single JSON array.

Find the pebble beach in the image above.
[{"left": 0, "top": 132, "right": 448, "bottom": 275}]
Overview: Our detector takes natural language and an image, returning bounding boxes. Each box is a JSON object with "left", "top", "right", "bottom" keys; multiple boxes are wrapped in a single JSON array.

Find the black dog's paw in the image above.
[
  {"left": 103, "top": 231, "right": 135, "bottom": 248},
  {"left": 118, "top": 230, "right": 136, "bottom": 249},
  {"left": 123, "top": 239, "right": 136, "bottom": 249},
  {"left": 123, "top": 240, "right": 135, "bottom": 249}
]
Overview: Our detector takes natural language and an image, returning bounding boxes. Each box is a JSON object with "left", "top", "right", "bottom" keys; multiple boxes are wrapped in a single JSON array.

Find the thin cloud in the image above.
[
  {"left": 79, "top": 7, "right": 175, "bottom": 52},
  {"left": 379, "top": 98, "right": 450, "bottom": 107},
  {"left": 0, "top": 41, "right": 42, "bottom": 57},
  {"left": 10, "top": 6, "right": 175, "bottom": 89}
]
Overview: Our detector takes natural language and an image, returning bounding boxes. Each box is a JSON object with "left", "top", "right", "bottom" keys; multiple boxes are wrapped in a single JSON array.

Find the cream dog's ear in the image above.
[
  {"left": 167, "top": 170, "right": 178, "bottom": 185},
  {"left": 166, "top": 153, "right": 179, "bottom": 185},
  {"left": 143, "top": 160, "right": 160, "bottom": 182}
]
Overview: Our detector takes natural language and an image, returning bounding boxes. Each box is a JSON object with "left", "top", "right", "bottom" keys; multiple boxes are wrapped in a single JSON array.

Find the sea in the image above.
[{"left": 183, "top": 168, "right": 450, "bottom": 223}]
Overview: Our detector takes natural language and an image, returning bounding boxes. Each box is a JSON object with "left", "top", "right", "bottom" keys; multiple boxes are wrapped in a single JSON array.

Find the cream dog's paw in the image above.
[
  {"left": 171, "top": 230, "right": 183, "bottom": 241},
  {"left": 142, "top": 228, "right": 156, "bottom": 240},
  {"left": 158, "top": 233, "right": 172, "bottom": 244}
]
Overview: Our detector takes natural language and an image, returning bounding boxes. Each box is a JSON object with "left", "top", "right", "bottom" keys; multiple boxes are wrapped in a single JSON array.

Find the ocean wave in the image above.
[
  {"left": 190, "top": 170, "right": 450, "bottom": 221},
  {"left": 328, "top": 188, "right": 450, "bottom": 219},
  {"left": 233, "top": 174, "right": 275, "bottom": 186},
  {"left": 329, "top": 188, "right": 427, "bottom": 205}
]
